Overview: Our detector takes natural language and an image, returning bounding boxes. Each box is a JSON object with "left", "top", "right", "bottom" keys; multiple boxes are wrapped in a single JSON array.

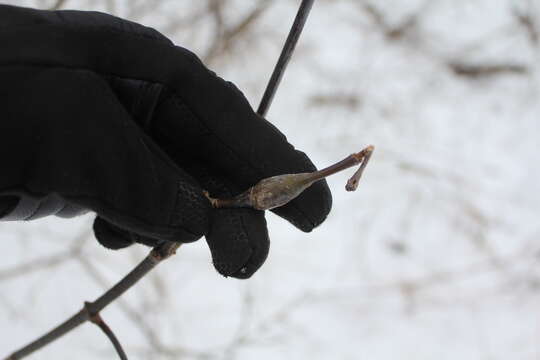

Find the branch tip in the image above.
[{"left": 346, "top": 145, "right": 374, "bottom": 191}]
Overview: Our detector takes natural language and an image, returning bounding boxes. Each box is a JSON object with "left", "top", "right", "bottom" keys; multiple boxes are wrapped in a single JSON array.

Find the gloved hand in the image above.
[{"left": 0, "top": 5, "right": 332, "bottom": 278}]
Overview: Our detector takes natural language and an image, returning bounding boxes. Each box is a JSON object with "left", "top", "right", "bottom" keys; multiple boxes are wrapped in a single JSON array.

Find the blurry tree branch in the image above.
[
  {"left": 360, "top": 2, "right": 421, "bottom": 42},
  {"left": 516, "top": 13, "right": 538, "bottom": 45},
  {"left": 513, "top": 2, "right": 539, "bottom": 45},
  {"left": 203, "top": 0, "right": 271, "bottom": 64},
  {"left": 0, "top": 230, "right": 88, "bottom": 282},
  {"left": 49, "top": 0, "right": 67, "bottom": 10},
  {"left": 307, "top": 92, "right": 361, "bottom": 110},
  {"left": 358, "top": 1, "right": 533, "bottom": 82},
  {"left": 448, "top": 62, "right": 528, "bottom": 78},
  {"left": 0, "top": 250, "right": 73, "bottom": 282}
]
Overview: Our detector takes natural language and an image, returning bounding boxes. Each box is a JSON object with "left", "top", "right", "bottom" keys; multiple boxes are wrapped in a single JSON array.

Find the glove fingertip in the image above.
[
  {"left": 229, "top": 236, "right": 269, "bottom": 279},
  {"left": 206, "top": 208, "right": 269, "bottom": 279}
]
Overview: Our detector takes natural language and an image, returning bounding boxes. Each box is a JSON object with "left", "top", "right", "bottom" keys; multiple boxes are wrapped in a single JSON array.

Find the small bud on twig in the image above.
[{"left": 205, "top": 145, "right": 374, "bottom": 211}]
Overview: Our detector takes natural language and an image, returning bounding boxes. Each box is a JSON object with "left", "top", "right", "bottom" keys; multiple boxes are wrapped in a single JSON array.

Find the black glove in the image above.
[{"left": 0, "top": 5, "right": 332, "bottom": 278}]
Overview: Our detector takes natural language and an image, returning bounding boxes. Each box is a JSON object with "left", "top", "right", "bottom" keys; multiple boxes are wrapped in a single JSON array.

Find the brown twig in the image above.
[
  {"left": 87, "top": 308, "right": 128, "bottom": 360},
  {"left": 346, "top": 145, "right": 374, "bottom": 191},
  {"left": 206, "top": 145, "right": 375, "bottom": 210},
  {"left": 4, "top": 242, "right": 180, "bottom": 360}
]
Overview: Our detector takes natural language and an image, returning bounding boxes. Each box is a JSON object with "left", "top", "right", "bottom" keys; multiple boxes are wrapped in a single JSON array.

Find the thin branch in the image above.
[
  {"left": 4, "top": 242, "right": 180, "bottom": 360},
  {"left": 76, "top": 255, "right": 190, "bottom": 356},
  {"left": 257, "top": 0, "right": 313, "bottom": 117},
  {"left": 87, "top": 309, "right": 128, "bottom": 360}
]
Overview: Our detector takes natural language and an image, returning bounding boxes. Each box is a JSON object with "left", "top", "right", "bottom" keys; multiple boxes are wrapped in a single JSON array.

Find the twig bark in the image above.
[
  {"left": 257, "top": 0, "right": 315, "bottom": 117},
  {"left": 4, "top": 242, "right": 180, "bottom": 360},
  {"left": 87, "top": 309, "right": 128, "bottom": 360}
]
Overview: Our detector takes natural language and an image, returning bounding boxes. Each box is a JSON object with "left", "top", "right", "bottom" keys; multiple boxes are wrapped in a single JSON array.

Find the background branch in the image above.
[{"left": 49, "top": 0, "right": 67, "bottom": 10}]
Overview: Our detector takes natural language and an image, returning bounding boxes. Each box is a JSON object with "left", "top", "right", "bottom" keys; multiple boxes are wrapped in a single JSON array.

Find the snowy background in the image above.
[{"left": 1, "top": 0, "right": 539, "bottom": 359}]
